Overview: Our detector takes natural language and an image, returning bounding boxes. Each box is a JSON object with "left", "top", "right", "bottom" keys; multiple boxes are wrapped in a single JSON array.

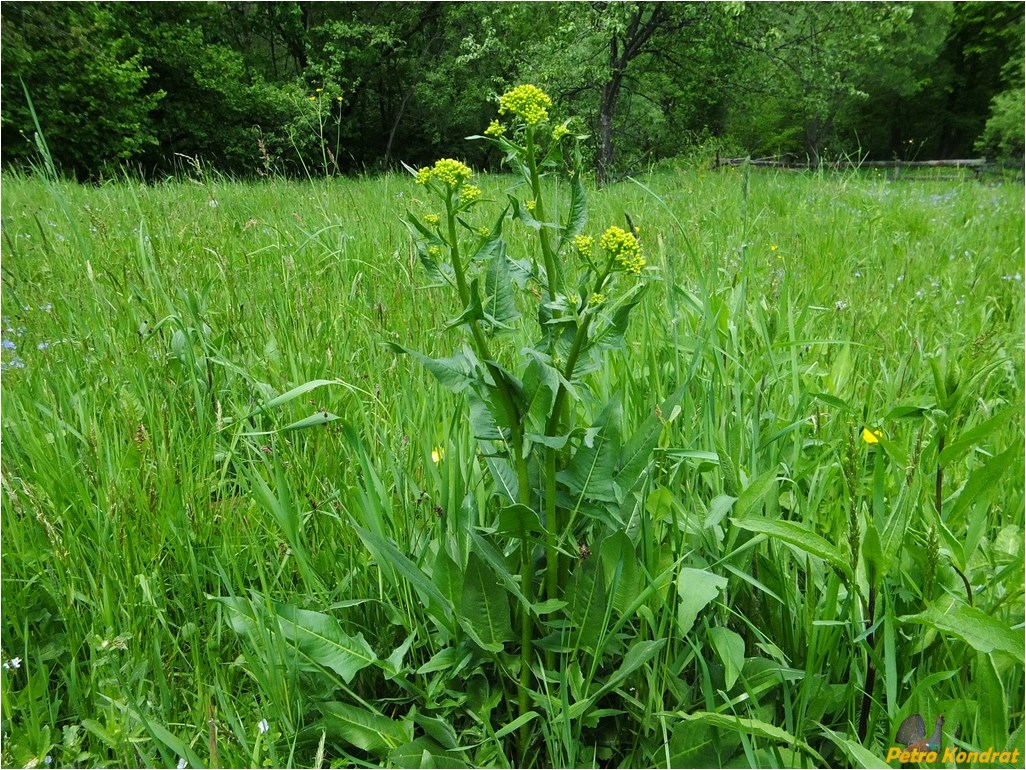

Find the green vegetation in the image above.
[
  {"left": 2, "top": 116, "right": 1023, "bottom": 768},
  {"left": 2, "top": 1, "right": 1024, "bottom": 180}
]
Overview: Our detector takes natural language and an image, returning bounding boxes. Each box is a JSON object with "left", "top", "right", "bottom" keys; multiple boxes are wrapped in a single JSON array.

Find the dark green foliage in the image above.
[{"left": 0, "top": 1, "right": 1021, "bottom": 178}]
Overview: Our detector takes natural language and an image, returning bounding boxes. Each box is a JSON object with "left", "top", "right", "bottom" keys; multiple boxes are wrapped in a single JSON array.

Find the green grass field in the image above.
[{"left": 2, "top": 164, "right": 1023, "bottom": 769}]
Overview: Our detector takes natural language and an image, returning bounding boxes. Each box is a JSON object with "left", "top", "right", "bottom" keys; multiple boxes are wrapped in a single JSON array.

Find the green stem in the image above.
[
  {"left": 542, "top": 263, "right": 615, "bottom": 604},
  {"left": 446, "top": 192, "right": 534, "bottom": 753},
  {"left": 525, "top": 127, "right": 559, "bottom": 302}
]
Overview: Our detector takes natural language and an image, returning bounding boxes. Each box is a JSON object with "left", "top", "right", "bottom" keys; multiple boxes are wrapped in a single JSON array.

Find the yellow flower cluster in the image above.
[
  {"left": 423, "top": 214, "right": 440, "bottom": 226},
  {"left": 484, "top": 120, "right": 505, "bottom": 138},
  {"left": 573, "top": 235, "right": 594, "bottom": 259},
  {"left": 552, "top": 124, "right": 570, "bottom": 142},
  {"left": 460, "top": 185, "right": 482, "bottom": 204},
  {"left": 600, "top": 226, "right": 644, "bottom": 274},
  {"left": 499, "top": 85, "right": 552, "bottom": 125},
  {"left": 588, "top": 292, "right": 606, "bottom": 307},
  {"left": 417, "top": 158, "right": 473, "bottom": 188},
  {"left": 525, "top": 200, "right": 536, "bottom": 212}
]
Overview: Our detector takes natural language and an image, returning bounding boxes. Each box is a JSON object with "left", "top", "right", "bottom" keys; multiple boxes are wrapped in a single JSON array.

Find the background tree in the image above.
[
  {"left": 0, "top": 1, "right": 1020, "bottom": 179},
  {"left": 0, "top": 1, "right": 163, "bottom": 178}
]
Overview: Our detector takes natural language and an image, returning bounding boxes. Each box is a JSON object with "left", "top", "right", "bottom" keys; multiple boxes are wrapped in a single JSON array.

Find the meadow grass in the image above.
[{"left": 1, "top": 163, "right": 1023, "bottom": 769}]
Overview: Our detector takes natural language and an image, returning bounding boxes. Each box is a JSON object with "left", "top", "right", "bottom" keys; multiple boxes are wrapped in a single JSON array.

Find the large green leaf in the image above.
[
  {"left": 668, "top": 720, "right": 721, "bottom": 768},
  {"left": 389, "top": 737, "right": 469, "bottom": 769},
  {"left": 731, "top": 517, "right": 852, "bottom": 580},
  {"left": 388, "top": 344, "right": 477, "bottom": 394},
  {"left": 432, "top": 548, "right": 463, "bottom": 607},
  {"left": 901, "top": 603, "right": 1024, "bottom": 663},
  {"left": 558, "top": 396, "right": 622, "bottom": 503},
  {"left": 459, "top": 551, "right": 513, "bottom": 651},
  {"left": 677, "top": 712, "right": 824, "bottom": 764},
  {"left": 708, "top": 627, "right": 745, "bottom": 691},
  {"left": 732, "top": 467, "right": 779, "bottom": 520},
  {"left": 566, "top": 555, "right": 608, "bottom": 654},
  {"left": 975, "top": 652, "right": 1008, "bottom": 751},
  {"left": 561, "top": 171, "right": 588, "bottom": 246},
  {"left": 482, "top": 242, "right": 519, "bottom": 330},
  {"left": 676, "top": 568, "right": 727, "bottom": 636},
  {"left": 600, "top": 530, "right": 641, "bottom": 615},
  {"left": 318, "top": 702, "right": 413, "bottom": 756},
  {"left": 273, "top": 604, "right": 377, "bottom": 683}
]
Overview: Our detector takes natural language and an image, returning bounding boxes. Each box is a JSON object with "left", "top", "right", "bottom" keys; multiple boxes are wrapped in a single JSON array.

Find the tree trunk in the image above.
[{"left": 597, "top": 62, "right": 622, "bottom": 185}]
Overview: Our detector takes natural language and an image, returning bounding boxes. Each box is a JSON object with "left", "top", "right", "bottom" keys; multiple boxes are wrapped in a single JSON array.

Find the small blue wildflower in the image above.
[
  {"left": 2, "top": 339, "right": 15, "bottom": 350},
  {"left": 37, "top": 342, "right": 50, "bottom": 350},
  {"left": 258, "top": 718, "right": 269, "bottom": 734}
]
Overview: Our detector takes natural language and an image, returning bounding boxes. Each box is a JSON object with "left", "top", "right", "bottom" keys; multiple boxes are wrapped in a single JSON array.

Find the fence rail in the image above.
[{"left": 711, "top": 155, "right": 1004, "bottom": 180}]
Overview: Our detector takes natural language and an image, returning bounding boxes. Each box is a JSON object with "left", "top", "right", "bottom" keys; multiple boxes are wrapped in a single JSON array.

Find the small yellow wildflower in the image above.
[
  {"left": 588, "top": 292, "right": 606, "bottom": 307},
  {"left": 574, "top": 235, "right": 594, "bottom": 259},
  {"left": 477, "top": 226, "right": 490, "bottom": 237},
  {"left": 308, "top": 96, "right": 316, "bottom": 101},
  {"left": 460, "top": 184, "right": 482, "bottom": 204},
  {"left": 431, "top": 447, "right": 445, "bottom": 463},
  {"left": 525, "top": 200, "right": 536, "bottom": 213},
  {"left": 415, "top": 167, "right": 433, "bottom": 185},
  {"left": 427, "top": 246, "right": 443, "bottom": 259},
  {"left": 600, "top": 226, "right": 645, "bottom": 274},
  {"left": 861, "top": 427, "right": 884, "bottom": 444},
  {"left": 316, "top": 88, "right": 323, "bottom": 93},
  {"left": 552, "top": 124, "right": 570, "bottom": 142},
  {"left": 484, "top": 120, "right": 505, "bottom": 138},
  {"left": 499, "top": 84, "right": 552, "bottom": 125},
  {"left": 423, "top": 214, "right": 440, "bottom": 226}
]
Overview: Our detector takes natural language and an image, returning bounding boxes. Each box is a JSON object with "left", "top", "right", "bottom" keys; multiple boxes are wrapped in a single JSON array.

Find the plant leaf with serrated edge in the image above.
[
  {"left": 318, "top": 701, "right": 412, "bottom": 756},
  {"left": 901, "top": 602, "right": 1024, "bottom": 663},
  {"left": 459, "top": 551, "right": 513, "bottom": 651},
  {"left": 732, "top": 517, "right": 852, "bottom": 580}
]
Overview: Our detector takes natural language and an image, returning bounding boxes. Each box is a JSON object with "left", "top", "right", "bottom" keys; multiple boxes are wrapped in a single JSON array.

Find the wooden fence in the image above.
[{"left": 711, "top": 155, "right": 1001, "bottom": 180}]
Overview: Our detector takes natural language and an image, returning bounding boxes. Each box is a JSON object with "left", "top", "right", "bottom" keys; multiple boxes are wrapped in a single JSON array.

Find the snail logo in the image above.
[
  {"left": 886, "top": 713, "right": 1022, "bottom": 765},
  {"left": 895, "top": 713, "right": 944, "bottom": 753}
]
